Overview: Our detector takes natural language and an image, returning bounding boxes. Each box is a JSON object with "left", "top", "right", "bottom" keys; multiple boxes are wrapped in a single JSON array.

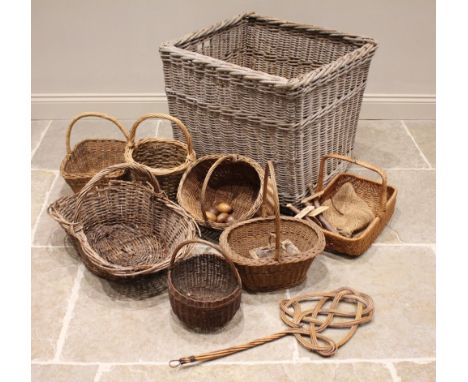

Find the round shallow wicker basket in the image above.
[
  {"left": 48, "top": 163, "right": 198, "bottom": 282},
  {"left": 220, "top": 161, "right": 325, "bottom": 292},
  {"left": 124, "top": 113, "right": 196, "bottom": 200},
  {"left": 60, "top": 112, "right": 130, "bottom": 193},
  {"left": 177, "top": 154, "right": 264, "bottom": 241},
  {"left": 168, "top": 239, "right": 242, "bottom": 331}
]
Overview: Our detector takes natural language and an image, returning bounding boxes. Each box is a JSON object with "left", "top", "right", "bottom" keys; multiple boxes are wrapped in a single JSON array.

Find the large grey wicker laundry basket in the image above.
[{"left": 160, "top": 12, "right": 377, "bottom": 206}]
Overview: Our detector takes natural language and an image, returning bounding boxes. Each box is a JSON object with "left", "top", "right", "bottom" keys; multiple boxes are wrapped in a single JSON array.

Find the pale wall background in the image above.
[{"left": 32, "top": 0, "right": 435, "bottom": 119}]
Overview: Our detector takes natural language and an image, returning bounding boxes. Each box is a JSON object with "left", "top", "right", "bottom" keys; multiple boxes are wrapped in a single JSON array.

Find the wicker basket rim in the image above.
[
  {"left": 160, "top": 12, "right": 377, "bottom": 89},
  {"left": 125, "top": 138, "right": 196, "bottom": 176},
  {"left": 219, "top": 215, "right": 325, "bottom": 266},
  {"left": 177, "top": 154, "right": 264, "bottom": 230},
  {"left": 168, "top": 274, "right": 242, "bottom": 307}
]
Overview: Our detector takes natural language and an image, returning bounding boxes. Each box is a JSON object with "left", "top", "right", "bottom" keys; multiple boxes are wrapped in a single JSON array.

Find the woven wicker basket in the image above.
[
  {"left": 177, "top": 154, "right": 264, "bottom": 242},
  {"left": 302, "top": 154, "right": 397, "bottom": 257},
  {"left": 219, "top": 161, "right": 325, "bottom": 292},
  {"left": 168, "top": 239, "right": 242, "bottom": 331},
  {"left": 60, "top": 112, "right": 130, "bottom": 193},
  {"left": 160, "top": 12, "right": 378, "bottom": 206},
  {"left": 48, "top": 163, "right": 198, "bottom": 281},
  {"left": 124, "top": 113, "right": 196, "bottom": 201}
]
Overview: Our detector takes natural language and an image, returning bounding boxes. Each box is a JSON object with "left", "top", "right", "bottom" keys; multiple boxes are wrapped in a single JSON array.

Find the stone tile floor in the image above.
[{"left": 31, "top": 119, "right": 435, "bottom": 381}]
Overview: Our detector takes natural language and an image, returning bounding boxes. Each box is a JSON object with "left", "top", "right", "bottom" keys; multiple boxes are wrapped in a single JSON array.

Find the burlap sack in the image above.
[{"left": 322, "top": 182, "right": 375, "bottom": 237}]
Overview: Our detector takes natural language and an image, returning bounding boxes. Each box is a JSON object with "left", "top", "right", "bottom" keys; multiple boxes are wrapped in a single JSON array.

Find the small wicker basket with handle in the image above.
[
  {"left": 177, "top": 154, "right": 264, "bottom": 241},
  {"left": 299, "top": 153, "right": 397, "bottom": 257},
  {"left": 168, "top": 239, "right": 242, "bottom": 331},
  {"left": 60, "top": 112, "right": 129, "bottom": 193},
  {"left": 124, "top": 113, "right": 196, "bottom": 200},
  {"left": 48, "top": 163, "right": 198, "bottom": 281},
  {"left": 219, "top": 161, "right": 325, "bottom": 292}
]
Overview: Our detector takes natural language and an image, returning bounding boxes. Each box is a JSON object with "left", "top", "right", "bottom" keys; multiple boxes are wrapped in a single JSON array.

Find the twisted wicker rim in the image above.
[
  {"left": 220, "top": 161, "right": 325, "bottom": 266},
  {"left": 177, "top": 154, "right": 265, "bottom": 230},
  {"left": 60, "top": 112, "right": 129, "bottom": 180},
  {"left": 160, "top": 12, "right": 377, "bottom": 90},
  {"left": 125, "top": 113, "right": 196, "bottom": 176},
  {"left": 168, "top": 239, "right": 242, "bottom": 306}
]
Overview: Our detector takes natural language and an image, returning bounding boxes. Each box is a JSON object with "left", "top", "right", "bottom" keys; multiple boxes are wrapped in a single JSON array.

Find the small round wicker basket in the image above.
[
  {"left": 168, "top": 239, "right": 242, "bottom": 331},
  {"left": 60, "top": 112, "right": 129, "bottom": 193},
  {"left": 177, "top": 154, "right": 264, "bottom": 241},
  {"left": 125, "top": 113, "right": 196, "bottom": 200}
]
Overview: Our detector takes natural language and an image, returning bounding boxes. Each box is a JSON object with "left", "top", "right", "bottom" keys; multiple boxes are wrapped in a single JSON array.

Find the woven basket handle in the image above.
[
  {"left": 128, "top": 113, "right": 194, "bottom": 155},
  {"left": 66, "top": 112, "right": 129, "bottom": 154},
  {"left": 200, "top": 154, "right": 239, "bottom": 225},
  {"left": 316, "top": 153, "right": 388, "bottom": 216},
  {"left": 261, "top": 161, "right": 282, "bottom": 262},
  {"left": 72, "top": 163, "right": 162, "bottom": 223},
  {"left": 168, "top": 239, "right": 242, "bottom": 287}
]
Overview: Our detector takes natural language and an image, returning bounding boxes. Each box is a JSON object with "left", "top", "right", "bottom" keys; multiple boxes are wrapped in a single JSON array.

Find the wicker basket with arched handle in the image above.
[
  {"left": 124, "top": 113, "right": 196, "bottom": 200},
  {"left": 177, "top": 154, "right": 265, "bottom": 242},
  {"left": 300, "top": 153, "right": 397, "bottom": 257},
  {"left": 220, "top": 161, "right": 325, "bottom": 292},
  {"left": 168, "top": 239, "right": 242, "bottom": 331},
  {"left": 60, "top": 112, "right": 130, "bottom": 193},
  {"left": 48, "top": 163, "right": 198, "bottom": 281}
]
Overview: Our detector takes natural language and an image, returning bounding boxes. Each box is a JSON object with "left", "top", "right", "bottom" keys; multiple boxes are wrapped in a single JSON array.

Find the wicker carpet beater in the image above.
[{"left": 169, "top": 287, "right": 374, "bottom": 367}]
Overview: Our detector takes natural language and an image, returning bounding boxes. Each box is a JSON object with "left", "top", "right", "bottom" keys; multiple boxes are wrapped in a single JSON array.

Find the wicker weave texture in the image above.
[
  {"left": 220, "top": 161, "right": 325, "bottom": 292},
  {"left": 168, "top": 240, "right": 242, "bottom": 331},
  {"left": 311, "top": 154, "right": 397, "bottom": 256},
  {"left": 48, "top": 163, "right": 198, "bottom": 281},
  {"left": 160, "top": 12, "right": 378, "bottom": 205},
  {"left": 177, "top": 154, "right": 265, "bottom": 240},
  {"left": 125, "top": 113, "right": 196, "bottom": 201}
]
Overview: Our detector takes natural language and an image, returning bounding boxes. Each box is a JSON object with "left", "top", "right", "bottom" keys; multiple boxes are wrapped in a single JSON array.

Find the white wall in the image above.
[{"left": 32, "top": 0, "right": 435, "bottom": 119}]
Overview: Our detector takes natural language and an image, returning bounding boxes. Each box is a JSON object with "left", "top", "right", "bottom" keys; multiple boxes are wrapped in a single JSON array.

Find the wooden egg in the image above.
[
  {"left": 227, "top": 215, "right": 235, "bottom": 224},
  {"left": 216, "top": 202, "right": 233, "bottom": 214},
  {"left": 216, "top": 212, "right": 230, "bottom": 223},
  {"left": 207, "top": 206, "right": 219, "bottom": 216},
  {"left": 205, "top": 211, "right": 218, "bottom": 222}
]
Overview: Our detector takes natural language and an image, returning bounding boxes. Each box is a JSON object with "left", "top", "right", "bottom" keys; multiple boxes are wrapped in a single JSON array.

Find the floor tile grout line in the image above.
[
  {"left": 31, "top": 171, "right": 60, "bottom": 244},
  {"left": 31, "top": 167, "right": 59, "bottom": 173},
  {"left": 93, "top": 364, "right": 111, "bottom": 382},
  {"left": 400, "top": 120, "right": 433, "bottom": 169},
  {"left": 53, "top": 264, "right": 85, "bottom": 362},
  {"left": 31, "top": 357, "right": 436, "bottom": 367},
  {"left": 31, "top": 120, "right": 52, "bottom": 159},
  {"left": 384, "top": 362, "right": 401, "bottom": 382},
  {"left": 31, "top": 245, "right": 69, "bottom": 249},
  {"left": 372, "top": 243, "right": 435, "bottom": 247}
]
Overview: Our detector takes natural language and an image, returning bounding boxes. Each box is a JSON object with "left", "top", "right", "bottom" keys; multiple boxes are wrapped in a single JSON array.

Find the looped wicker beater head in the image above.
[{"left": 169, "top": 287, "right": 374, "bottom": 366}]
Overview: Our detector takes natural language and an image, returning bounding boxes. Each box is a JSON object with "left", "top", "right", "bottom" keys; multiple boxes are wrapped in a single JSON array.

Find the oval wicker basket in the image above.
[
  {"left": 168, "top": 239, "right": 242, "bottom": 331},
  {"left": 124, "top": 113, "right": 196, "bottom": 200},
  {"left": 60, "top": 112, "right": 130, "bottom": 193},
  {"left": 48, "top": 163, "right": 198, "bottom": 281},
  {"left": 177, "top": 154, "right": 264, "bottom": 241},
  {"left": 220, "top": 161, "right": 325, "bottom": 292}
]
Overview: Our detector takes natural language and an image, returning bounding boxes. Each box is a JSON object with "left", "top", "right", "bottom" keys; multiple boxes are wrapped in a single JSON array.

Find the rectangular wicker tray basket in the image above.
[{"left": 160, "top": 12, "right": 378, "bottom": 205}]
